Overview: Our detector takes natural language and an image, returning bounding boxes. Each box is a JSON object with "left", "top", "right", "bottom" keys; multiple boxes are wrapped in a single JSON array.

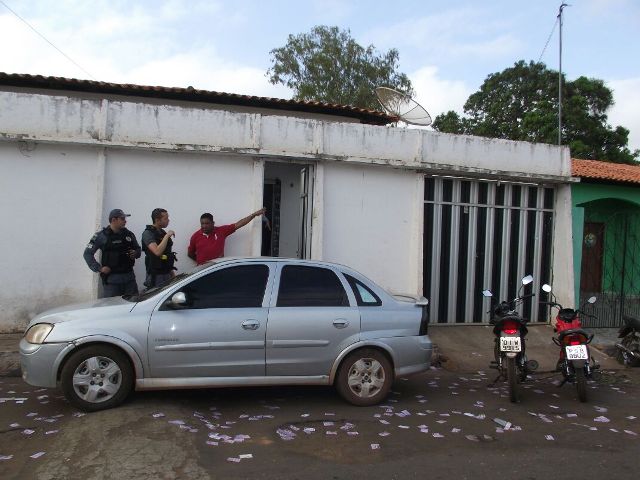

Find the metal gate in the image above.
[
  {"left": 423, "top": 176, "right": 555, "bottom": 324},
  {"left": 579, "top": 206, "right": 640, "bottom": 327}
]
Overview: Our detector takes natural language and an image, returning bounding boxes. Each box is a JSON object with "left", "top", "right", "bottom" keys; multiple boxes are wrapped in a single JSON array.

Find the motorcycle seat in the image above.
[
  {"left": 622, "top": 315, "right": 640, "bottom": 331},
  {"left": 557, "top": 328, "right": 591, "bottom": 343}
]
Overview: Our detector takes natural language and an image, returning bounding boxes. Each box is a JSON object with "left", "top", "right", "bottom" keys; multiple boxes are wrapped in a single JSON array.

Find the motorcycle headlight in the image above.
[{"left": 24, "top": 324, "right": 54, "bottom": 344}]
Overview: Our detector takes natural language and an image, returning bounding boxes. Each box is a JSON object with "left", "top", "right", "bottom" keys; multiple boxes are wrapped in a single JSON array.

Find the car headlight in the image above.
[{"left": 24, "top": 324, "right": 54, "bottom": 344}]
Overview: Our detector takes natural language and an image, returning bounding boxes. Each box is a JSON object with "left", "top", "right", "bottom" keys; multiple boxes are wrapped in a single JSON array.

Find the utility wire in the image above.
[
  {"left": 538, "top": 16, "right": 559, "bottom": 63},
  {"left": 0, "top": 0, "right": 96, "bottom": 80}
]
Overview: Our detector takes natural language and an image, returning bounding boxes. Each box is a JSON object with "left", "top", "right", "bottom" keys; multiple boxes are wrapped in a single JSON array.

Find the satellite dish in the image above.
[{"left": 375, "top": 86, "right": 432, "bottom": 127}]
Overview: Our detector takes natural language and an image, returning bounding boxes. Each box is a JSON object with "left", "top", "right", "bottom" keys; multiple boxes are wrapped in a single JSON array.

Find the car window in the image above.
[
  {"left": 344, "top": 274, "right": 382, "bottom": 306},
  {"left": 179, "top": 264, "right": 269, "bottom": 309},
  {"left": 277, "top": 265, "right": 349, "bottom": 307}
]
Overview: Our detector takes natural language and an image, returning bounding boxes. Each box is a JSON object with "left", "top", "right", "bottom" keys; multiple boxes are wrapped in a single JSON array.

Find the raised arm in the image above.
[{"left": 235, "top": 208, "right": 266, "bottom": 230}]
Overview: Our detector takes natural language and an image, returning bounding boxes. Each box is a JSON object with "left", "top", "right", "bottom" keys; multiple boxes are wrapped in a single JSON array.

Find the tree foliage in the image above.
[
  {"left": 432, "top": 60, "right": 638, "bottom": 164},
  {"left": 267, "top": 26, "right": 413, "bottom": 110}
]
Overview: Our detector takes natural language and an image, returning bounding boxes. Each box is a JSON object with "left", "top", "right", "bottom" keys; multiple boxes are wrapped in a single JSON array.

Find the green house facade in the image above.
[{"left": 572, "top": 159, "right": 640, "bottom": 327}]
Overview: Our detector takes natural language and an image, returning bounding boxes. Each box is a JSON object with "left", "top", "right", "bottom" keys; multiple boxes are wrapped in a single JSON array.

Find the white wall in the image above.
[
  {"left": 103, "top": 149, "right": 262, "bottom": 286},
  {"left": 0, "top": 143, "right": 100, "bottom": 332},
  {"left": 551, "top": 183, "right": 575, "bottom": 310},
  {"left": 0, "top": 89, "right": 575, "bottom": 330},
  {"left": 322, "top": 163, "right": 421, "bottom": 295},
  {"left": 0, "top": 91, "right": 570, "bottom": 182}
]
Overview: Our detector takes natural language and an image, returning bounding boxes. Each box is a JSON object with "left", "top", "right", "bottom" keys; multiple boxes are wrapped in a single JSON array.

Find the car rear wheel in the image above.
[
  {"left": 61, "top": 345, "right": 133, "bottom": 412},
  {"left": 336, "top": 349, "right": 393, "bottom": 406}
]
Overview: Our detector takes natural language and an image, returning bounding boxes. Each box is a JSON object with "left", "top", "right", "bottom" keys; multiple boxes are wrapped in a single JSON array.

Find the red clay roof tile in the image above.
[{"left": 572, "top": 158, "right": 640, "bottom": 185}]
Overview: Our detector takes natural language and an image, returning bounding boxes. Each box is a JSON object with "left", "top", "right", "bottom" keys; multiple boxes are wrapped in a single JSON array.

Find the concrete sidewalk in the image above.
[
  {"left": 429, "top": 324, "right": 622, "bottom": 373},
  {"left": 0, "top": 332, "right": 21, "bottom": 376},
  {"left": 0, "top": 325, "right": 626, "bottom": 377}
]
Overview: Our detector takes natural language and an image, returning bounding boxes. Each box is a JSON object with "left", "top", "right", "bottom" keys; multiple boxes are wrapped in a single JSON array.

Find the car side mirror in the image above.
[{"left": 170, "top": 292, "right": 187, "bottom": 307}]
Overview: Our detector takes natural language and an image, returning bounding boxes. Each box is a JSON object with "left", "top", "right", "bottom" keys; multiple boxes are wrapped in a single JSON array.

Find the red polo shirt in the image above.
[{"left": 188, "top": 224, "right": 237, "bottom": 264}]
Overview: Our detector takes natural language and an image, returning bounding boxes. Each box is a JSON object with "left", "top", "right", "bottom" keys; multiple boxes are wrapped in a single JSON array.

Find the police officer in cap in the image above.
[{"left": 84, "top": 208, "right": 141, "bottom": 298}]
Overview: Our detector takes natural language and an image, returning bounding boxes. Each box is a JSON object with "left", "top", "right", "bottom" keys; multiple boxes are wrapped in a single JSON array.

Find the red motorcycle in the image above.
[{"left": 541, "top": 284, "right": 598, "bottom": 402}]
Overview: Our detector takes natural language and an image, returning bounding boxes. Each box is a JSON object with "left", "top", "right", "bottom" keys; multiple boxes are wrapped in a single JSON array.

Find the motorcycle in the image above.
[
  {"left": 483, "top": 275, "right": 538, "bottom": 403},
  {"left": 616, "top": 314, "right": 640, "bottom": 367},
  {"left": 541, "top": 284, "right": 598, "bottom": 402}
]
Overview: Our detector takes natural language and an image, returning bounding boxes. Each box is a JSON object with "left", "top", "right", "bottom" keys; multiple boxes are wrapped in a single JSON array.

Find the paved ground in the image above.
[
  {"left": 1, "top": 325, "right": 636, "bottom": 479},
  {"left": 1, "top": 363, "right": 638, "bottom": 480}
]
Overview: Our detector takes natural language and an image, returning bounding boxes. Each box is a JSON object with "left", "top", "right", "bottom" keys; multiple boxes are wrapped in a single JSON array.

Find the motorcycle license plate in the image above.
[
  {"left": 500, "top": 336, "right": 521, "bottom": 352},
  {"left": 565, "top": 345, "right": 588, "bottom": 360}
]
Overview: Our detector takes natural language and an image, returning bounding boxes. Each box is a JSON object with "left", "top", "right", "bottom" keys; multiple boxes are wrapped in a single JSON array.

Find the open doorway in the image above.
[{"left": 263, "top": 161, "right": 313, "bottom": 258}]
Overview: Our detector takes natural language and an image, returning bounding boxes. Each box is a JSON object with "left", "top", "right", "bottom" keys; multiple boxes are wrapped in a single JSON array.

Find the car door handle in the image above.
[
  {"left": 333, "top": 318, "right": 349, "bottom": 329},
  {"left": 242, "top": 320, "right": 260, "bottom": 330}
]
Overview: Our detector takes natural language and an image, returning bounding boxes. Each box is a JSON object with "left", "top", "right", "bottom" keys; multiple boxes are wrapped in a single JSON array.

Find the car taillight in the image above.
[
  {"left": 502, "top": 320, "right": 519, "bottom": 335},
  {"left": 419, "top": 305, "right": 429, "bottom": 335}
]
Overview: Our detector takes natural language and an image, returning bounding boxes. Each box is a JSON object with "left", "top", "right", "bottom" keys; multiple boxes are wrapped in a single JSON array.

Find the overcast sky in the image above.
[{"left": 1, "top": 0, "right": 639, "bottom": 152}]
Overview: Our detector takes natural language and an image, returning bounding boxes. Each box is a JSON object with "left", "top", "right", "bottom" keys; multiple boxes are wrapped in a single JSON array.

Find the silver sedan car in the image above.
[{"left": 21, "top": 258, "right": 432, "bottom": 411}]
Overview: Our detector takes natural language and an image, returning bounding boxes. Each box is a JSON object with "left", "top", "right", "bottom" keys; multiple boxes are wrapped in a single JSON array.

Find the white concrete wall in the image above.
[
  {"left": 322, "top": 163, "right": 421, "bottom": 295},
  {"left": 0, "top": 91, "right": 570, "bottom": 182},
  {"left": 0, "top": 89, "right": 575, "bottom": 331},
  {"left": 0, "top": 143, "right": 100, "bottom": 331},
  {"left": 103, "top": 149, "right": 262, "bottom": 286},
  {"left": 551, "top": 183, "right": 576, "bottom": 313}
]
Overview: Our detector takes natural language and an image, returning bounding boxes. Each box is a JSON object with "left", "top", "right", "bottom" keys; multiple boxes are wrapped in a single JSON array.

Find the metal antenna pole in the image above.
[{"left": 558, "top": 3, "right": 569, "bottom": 146}]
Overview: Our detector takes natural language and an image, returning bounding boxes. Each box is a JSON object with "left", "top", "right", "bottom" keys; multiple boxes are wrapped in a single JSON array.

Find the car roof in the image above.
[{"left": 202, "top": 256, "right": 352, "bottom": 271}]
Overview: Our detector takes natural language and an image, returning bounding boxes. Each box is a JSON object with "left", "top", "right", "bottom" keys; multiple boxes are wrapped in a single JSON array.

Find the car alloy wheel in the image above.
[
  {"left": 336, "top": 348, "right": 392, "bottom": 406},
  {"left": 61, "top": 345, "right": 133, "bottom": 412},
  {"left": 72, "top": 355, "right": 122, "bottom": 403}
]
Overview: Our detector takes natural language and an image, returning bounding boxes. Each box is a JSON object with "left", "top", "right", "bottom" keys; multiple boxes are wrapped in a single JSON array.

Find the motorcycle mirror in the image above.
[
  {"left": 542, "top": 284, "right": 552, "bottom": 293},
  {"left": 521, "top": 275, "right": 533, "bottom": 286},
  {"left": 482, "top": 290, "right": 493, "bottom": 297},
  {"left": 588, "top": 296, "right": 597, "bottom": 304}
]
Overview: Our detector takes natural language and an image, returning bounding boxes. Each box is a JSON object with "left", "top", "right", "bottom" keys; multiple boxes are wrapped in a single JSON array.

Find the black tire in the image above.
[
  {"left": 61, "top": 345, "right": 133, "bottom": 412},
  {"left": 616, "top": 346, "right": 627, "bottom": 365},
  {"left": 576, "top": 367, "right": 588, "bottom": 402},
  {"left": 622, "top": 337, "right": 640, "bottom": 367},
  {"left": 506, "top": 357, "right": 519, "bottom": 403},
  {"left": 336, "top": 349, "right": 393, "bottom": 406}
]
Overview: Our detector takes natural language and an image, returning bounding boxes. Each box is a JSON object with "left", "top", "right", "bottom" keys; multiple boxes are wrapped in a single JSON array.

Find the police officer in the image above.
[
  {"left": 84, "top": 208, "right": 141, "bottom": 298},
  {"left": 142, "top": 208, "right": 176, "bottom": 288}
]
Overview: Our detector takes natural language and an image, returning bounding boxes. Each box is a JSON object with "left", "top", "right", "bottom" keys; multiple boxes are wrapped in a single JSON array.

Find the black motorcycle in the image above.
[
  {"left": 483, "top": 275, "right": 538, "bottom": 403},
  {"left": 616, "top": 315, "right": 640, "bottom": 367}
]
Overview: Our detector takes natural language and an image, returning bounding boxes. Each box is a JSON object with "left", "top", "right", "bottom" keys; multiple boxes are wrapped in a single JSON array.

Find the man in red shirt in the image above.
[{"left": 187, "top": 208, "right": 266, "bottom": 264}]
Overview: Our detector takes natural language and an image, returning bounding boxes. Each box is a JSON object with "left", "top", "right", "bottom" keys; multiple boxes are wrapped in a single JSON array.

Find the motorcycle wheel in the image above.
[
  {"left": 622, "top": 337, "right": 640, "bottom": 367},
  {"left": 576, "top": 367, "right": 588, "bottom": 403},
  {"left": 506, "top": 357, "right": 519, "bottom": 403},
  {"left": 616, "top": 345, "right": 627, "bottom": 365}
]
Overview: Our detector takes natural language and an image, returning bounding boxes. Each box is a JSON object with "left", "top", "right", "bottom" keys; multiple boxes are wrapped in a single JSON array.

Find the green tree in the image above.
[
  {"left": 432, "top": 60, "right": 638, "bottom": 164},
  {"left": 267, "top": 25, "right": 413, "bottom": 110}
]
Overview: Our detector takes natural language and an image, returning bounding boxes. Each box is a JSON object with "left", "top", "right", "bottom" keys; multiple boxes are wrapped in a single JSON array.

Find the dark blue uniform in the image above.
[{"left": 84, "top": 227, "right": 141, "bottom": 297}]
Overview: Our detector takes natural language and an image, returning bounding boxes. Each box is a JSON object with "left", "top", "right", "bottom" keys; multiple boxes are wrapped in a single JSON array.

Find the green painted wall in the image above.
[{"left": 572, "top": 182, "right": 640, "bottom": 304}]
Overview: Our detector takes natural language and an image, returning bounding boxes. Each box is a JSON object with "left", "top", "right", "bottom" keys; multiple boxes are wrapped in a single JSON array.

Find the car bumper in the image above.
[
  {"left": 20, "top": 338, "right": 72, "bottom": 388},
  {"left": 394, "top": 335, "right": 433, "bottom": 377}
]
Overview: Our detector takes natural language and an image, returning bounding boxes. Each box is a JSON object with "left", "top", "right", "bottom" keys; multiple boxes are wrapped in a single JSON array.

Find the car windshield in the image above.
[{"left": 123, "top": 263, "right": 213, "bottom": 302}]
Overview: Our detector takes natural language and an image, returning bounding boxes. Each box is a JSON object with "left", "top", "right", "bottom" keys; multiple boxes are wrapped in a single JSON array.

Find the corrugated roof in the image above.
[
  {"left": 572, "top": 158, "right": 640, "bottom": 186},
  {"left": 0, "top": 72, "right": 396, "bottom": 126}
]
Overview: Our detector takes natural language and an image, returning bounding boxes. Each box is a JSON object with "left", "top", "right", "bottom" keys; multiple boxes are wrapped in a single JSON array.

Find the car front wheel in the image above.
[
  {"left": 60, "top": 345, "right": 133, "bottom": 412},
  {"left": 336, "top": 349, "right": 393, "bottom": 406}
]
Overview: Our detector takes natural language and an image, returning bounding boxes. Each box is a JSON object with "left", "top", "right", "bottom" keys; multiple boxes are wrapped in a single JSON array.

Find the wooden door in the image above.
[{"left": 580, "top": 222, "right": 604, "bottom": 292}]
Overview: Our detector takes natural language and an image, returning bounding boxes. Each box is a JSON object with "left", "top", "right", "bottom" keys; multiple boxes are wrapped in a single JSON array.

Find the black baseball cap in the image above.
[{"left": 109, "top": 209, "right": 131, "bottom": 221}]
